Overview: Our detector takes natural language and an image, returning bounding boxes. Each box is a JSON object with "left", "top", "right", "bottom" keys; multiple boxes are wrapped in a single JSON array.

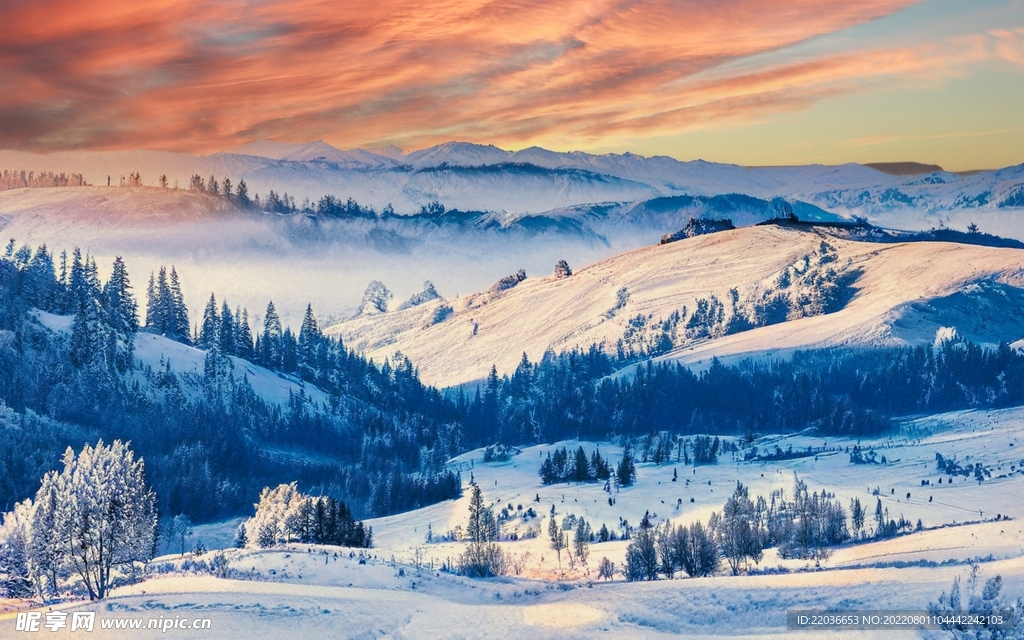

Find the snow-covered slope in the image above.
[
  {"left": 32, "top": 310, "right": 328, "bottom": 408},
  {"left": 0, "top": 187, "right": 654, "bottom": 329},
  {"left": 326, "top": 225, "right": 1024, "bottom": 387},
  {"left": 4, "top": 406, "right": 1021, "bottom": 639}
]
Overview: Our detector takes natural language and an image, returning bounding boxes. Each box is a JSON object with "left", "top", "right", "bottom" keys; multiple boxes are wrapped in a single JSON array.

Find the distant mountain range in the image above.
[
  {"left": 1, "top": 140, "right": 1021, "bottom": 329},
  {"left": 1, "top": 141, "right": 1021, "bottom": 227}
]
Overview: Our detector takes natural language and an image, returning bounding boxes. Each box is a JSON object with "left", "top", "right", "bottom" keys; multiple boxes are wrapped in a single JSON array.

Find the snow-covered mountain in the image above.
[
  {"left": 325, "top": 224, "right": 1024, "bottom": 387},
  {"left": 3, "top": 141, "right": 1023, "bottom": 229},
  {"left": 0, "top": 186, "right": 826, "bottom": 328}
]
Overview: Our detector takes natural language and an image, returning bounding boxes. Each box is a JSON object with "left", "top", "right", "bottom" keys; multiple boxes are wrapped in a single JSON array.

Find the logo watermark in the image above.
[{"left": 16, "top": 611, "right": 212, "bottom": 633}]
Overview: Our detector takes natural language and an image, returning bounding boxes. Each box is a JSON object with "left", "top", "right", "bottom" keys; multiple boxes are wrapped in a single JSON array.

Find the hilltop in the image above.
[{"left": 327, "top": 225, "right": 1024, "bottom": 387}]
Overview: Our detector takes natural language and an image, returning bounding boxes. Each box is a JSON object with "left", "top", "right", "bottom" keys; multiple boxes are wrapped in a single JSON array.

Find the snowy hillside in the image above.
[
  {"left": 31, "top": 310, "right": 328, "bottom": 408},
  {"left": 4, "top": 406, "right": 1021, "bottom": 639},
  {"left": 326, "top": 224, "right": 1024, "bottom": 387}
]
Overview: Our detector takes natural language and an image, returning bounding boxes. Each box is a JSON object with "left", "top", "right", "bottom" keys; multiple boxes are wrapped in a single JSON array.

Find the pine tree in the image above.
[
  {"left": 850, "top": 497, "right": 865, "bottom": 539},
  {"left": 236, "top": 308, "right": 254, "bottom": 360},
  {"left": 458, "top": 484, "right": 505, "bottom": 577},
  {"left": 168, "top": 267, "right": 190, "bottom": 343},
  {"left": 572, "top": 446, "right": 591, "bottom": 482},
  {"left": 548, "top": 513, "right": 566, "bottom": 571},
  {"left": 145, "top": 271, "right": 158, "bottom": 330},
  {"left": 617, "top": 446, "right": 636, "bottom": 487},
  {"left": 261, "top": 301, "right": 282, "bottom": 367},
  {"left": 553, "top": 259, "right": 572, "bottom": 279},
  {"left": 70, "top": 294, "right": 103, "bottom": 368},
  {"left": 236, "top": 179, "right": 250, "bottom": 207},
  {"left": 298, "top": 304, "right": 319, "bottom": 378},
  {"left": 218, "top": 302, "right": 236, "bottom": 356},
  {"left": 199, "top": 294, "right": 219, "bottom": 349},
  {"left": 573, "top": 518, "right": 591, "bottom": 565},
  {"left": 101, "top": 257, "right": 138, "bottom": 370},
  {"left": 466, "top": 484, "right": 488, "bottom": 544}
]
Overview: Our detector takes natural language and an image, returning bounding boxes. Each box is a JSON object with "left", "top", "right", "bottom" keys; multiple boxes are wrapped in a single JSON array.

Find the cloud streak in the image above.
[{"left": 2, "top": 0, "right": 1015, "bottom": 153}]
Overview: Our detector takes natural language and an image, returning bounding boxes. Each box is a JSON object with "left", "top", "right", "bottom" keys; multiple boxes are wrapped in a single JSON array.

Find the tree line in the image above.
[
  {"left": 1, "top": 170, "right": 87, "bottom": 190},
  {"left": 455, "top": 339, "right": 1024, "bottom": 449}
]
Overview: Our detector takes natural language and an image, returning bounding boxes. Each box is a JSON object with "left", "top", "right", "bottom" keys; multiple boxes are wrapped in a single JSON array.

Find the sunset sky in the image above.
[{"left": 1, "top": 0, "right": 1022, "bottom": 170}]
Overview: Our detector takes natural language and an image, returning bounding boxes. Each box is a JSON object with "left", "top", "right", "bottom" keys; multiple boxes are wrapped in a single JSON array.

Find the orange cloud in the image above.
[{"left": 1, "top": 0, "right": 983, "bottom": 153}]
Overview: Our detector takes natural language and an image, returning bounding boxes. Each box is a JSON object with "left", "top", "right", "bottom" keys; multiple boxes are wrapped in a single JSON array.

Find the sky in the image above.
[{"left": 0, "top": 0, "right": 1022, "bottom": 170}]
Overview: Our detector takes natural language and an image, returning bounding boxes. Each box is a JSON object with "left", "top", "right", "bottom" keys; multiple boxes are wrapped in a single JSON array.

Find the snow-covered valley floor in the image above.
[{"left": 2, "top": 406, "right": 1022, "bottom": 638}]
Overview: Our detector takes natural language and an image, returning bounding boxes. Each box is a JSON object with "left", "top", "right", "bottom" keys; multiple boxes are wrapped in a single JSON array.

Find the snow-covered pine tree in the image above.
[
  {"left": 298, "top": 304, "right": 319, "bottom": 378},
  {"left": 199, "top": 294, "right": 220, "bottom": 349},
  {"left": 457, "top": 484, "right": 505, "bottom": 577},
  {"left": 101, "top": 256, "right": 138, "bottom": 370},
  {"left": 218, "top": 301, "right": 235, "bottom": 356},
  {"left": 168, "top": 267, "right": 190, "bottom": 343},
  {"left": 236, "top": 308, "right": 254, "bottom": 360},
  {"left": 235, "top": 179, "right": 250, "bottom": 207},
  {"left": 260, "top": 301, "right": 283, "bottom": 368}
]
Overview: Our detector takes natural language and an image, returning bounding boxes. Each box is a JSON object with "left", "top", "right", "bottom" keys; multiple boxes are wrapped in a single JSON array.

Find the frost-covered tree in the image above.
[
  {"left": 929, "top": 565, "right": 1023, "bottom": 639},
  {"left": 198, "top": 294, "right": 220, "bottom": 349},
  {"left": 548, "top": 513, "right": 566, "bottom": 571},
  {"left": 624, "top": 513, "right": 658, "bottom": 581},
  {"left": 358, "top": 280, "right": 392, "bottom": 315},
  {"left": 713, "top": 482, "right": 764, "bottom": 575},
  {"left": 218, "top": 301, "right": 236, "bottom": 356},
  {"left": 0, "top": 499, "right": 36, "bottom": 598},
  {"left": 17, "top": 441, "right": 159, "bottom": 600},
  {"left": 246, "top": 482, "right": 305, "bottom": 548},
  {"left": 260, "top": 301, "right": 283, "bottom": 367},
  {"left": 168, "top": 515, "right": 193, "bottom": 557},
  {"left": 235, "top": 179, "right": 250, "bottom": 207},
  {"left": 674, "top": 520, "right": 718, "bottom": 578}
]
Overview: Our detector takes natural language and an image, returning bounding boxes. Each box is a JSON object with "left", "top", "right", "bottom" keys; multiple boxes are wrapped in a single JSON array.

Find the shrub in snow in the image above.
[
  {"left": 553, "top": 260, "right": 572, "bottom": 279},
  {"left": 398, "top": 281, "right": 441, "bottom": 310},
  {"left": 929, "top": 565, "right": 1024, "bottom": 638},
  {"left": 425, "top": 303, "right": 453, "bottom": 327},
  {"left": 488, "top": 270, "right": 526, "bottom": 295},
  {"left": 660, "top": 218, "right": 735, "bottom": 244}
]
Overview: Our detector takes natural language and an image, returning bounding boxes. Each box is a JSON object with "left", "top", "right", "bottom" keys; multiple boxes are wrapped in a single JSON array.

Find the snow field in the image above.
[{"left": 1, "top": 407, "right": 1021, "bottom": 638}]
